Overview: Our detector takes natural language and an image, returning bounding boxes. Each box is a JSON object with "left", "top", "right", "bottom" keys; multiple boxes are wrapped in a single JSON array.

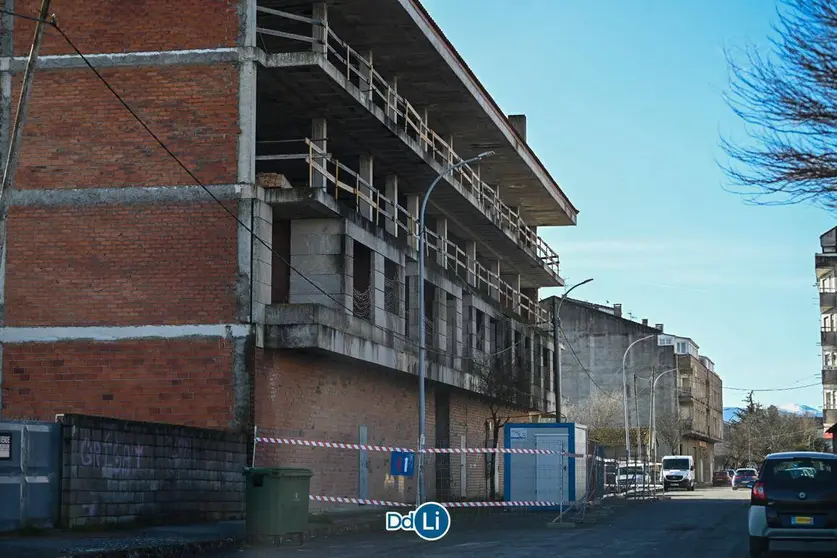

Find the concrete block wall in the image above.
[{"left": 60, "top": 414, "right": 246, "bottom": 528}]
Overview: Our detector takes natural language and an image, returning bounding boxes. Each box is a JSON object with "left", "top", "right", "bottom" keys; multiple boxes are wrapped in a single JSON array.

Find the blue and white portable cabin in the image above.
[{"left": 503, "top": 422, "right": 589, "bottom": 510}]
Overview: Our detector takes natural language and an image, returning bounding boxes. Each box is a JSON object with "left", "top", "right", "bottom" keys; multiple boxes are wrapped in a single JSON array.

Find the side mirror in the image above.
[{"left": 690, "top": 465, "right": 695, "bottom": 471}]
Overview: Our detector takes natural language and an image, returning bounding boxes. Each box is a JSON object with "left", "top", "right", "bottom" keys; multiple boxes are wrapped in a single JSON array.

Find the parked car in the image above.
[
  {"left": 712, "top": 469, "right": 732, "bottom": 486},
  {"left": 748, "top": 451, "right": 837, "bottom": 557},
  {"left": 733, "top": 468, "right": 758, "bottom": 490}
]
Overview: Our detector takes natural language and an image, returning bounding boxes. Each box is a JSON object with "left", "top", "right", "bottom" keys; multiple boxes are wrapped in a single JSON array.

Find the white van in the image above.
[
  {"left": 660, "top": 455, "right": 695, "bottom": 491},
  {"left": 615, "top": 461, "right": 649, "bottom": 492}
]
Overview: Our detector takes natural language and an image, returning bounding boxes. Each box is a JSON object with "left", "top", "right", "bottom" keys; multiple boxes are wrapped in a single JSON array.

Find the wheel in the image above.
[
  {"left": 732, "top": 485, "right": 738, "bottom": 491},
  {"left": 749, "top": 536, "right": 768, "bottom": 558}
]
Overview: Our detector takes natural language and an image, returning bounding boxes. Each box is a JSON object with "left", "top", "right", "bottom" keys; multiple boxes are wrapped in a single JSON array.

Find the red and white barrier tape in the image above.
[
  {"left": 255, "top": 436, "right": 583, "bottom": 457},
  {"left": 308, "top": 495, "right": 561, "bottom": 508}
]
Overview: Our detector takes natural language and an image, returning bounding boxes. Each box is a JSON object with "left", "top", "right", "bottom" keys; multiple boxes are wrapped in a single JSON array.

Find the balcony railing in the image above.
[
  {"left": 256, "top": 138, "right": 550, "bottom": 325},
  {"left": 255, "top": 6, "right": 561, "bottom": 280}
]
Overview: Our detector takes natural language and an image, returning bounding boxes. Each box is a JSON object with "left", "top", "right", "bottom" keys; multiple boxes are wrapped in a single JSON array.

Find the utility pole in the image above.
[
  {"left": 633, "top": 375, "right": 641, "bottom": 462},
  {"left": 0, "top": 0, "right": 52, "bottom": 269}
]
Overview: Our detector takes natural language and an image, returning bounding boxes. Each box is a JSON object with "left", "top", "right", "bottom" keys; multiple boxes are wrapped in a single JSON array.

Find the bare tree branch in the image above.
[{"left": 721, "top": 0, "right": 837, "bottom": 211}]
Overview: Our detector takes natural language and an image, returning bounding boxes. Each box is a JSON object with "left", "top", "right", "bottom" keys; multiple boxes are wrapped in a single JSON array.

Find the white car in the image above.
[
  {"left": 661, "top": 455, "right": 695, "bottom": 491},
  {"left": 748, "top": 451, "right": 837, "bottom": 557}
]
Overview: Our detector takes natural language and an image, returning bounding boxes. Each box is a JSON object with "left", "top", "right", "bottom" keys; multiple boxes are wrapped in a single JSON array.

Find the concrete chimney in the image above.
[
  {"left": 655, "top": 323, "right": 664, "bottom": 332},
  {"left": 508, "top": 114, "right": 527, "bottom": 142},
  {"left": 613, "top": 303, "right": 622, "bottom": 317},
  {"left": 642, "top": 319, "right": 648, "bottom": 326}
]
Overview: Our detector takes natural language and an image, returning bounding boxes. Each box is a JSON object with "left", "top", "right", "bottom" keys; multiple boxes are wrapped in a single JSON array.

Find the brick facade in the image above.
[
  {"left": 10, "top": 66, "right": 239, "bottom": 190},
  {"left": 3, "top": 339, "right": 237, "bottom": 428},
  {"left": 11, "top": 0, "right": 240, "bottom": 56}
]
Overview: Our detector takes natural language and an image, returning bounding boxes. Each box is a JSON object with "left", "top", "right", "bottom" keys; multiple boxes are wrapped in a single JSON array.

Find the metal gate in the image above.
[{"left": 0, "top": 420, "right": 62, "bottom": 532}]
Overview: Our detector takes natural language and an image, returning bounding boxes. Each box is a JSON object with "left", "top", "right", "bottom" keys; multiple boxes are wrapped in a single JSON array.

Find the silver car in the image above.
[{"left": 748, "top": 451, "right": 837, "bottom": 557}]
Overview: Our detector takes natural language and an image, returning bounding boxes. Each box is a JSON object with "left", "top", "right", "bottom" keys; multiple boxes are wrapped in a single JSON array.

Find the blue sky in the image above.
[{"left": 422, "top": 0, "right": 834, "bottom": 408}]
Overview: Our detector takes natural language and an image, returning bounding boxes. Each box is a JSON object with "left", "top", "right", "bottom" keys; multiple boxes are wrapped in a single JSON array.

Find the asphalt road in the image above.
[{"left": 219, "top": 487, "right": 755, "bottom": 557}]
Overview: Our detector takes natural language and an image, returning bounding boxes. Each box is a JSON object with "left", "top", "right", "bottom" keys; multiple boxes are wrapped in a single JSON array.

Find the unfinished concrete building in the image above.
[
  {"left": 0, "top": 0, "right": 577, "bottom": 504},
  {"left": 817, "top": 226, "right": 837, "bottom": 440},
  {"left": 546, "top": 298, "right": 723, "bottom": 482}
]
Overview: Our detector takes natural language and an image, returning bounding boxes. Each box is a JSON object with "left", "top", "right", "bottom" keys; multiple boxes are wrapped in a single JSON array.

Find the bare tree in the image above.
[
  {"left": 565, "top": 390, "right": 627, "bottom": 447},
  {"left": 655, "top": 409, "right": 690, "bottom": 456},
  {"left": 721, "top": 0, "right": 837, "bottom": 210},
  {"left": 469, "top": 335, "right": 530, "bottom": 500}
]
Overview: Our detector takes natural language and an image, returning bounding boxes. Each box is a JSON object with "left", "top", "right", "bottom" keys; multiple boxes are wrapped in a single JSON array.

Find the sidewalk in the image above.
[{"left": 0, "top": 500, "right": 629, "bottom": 557}]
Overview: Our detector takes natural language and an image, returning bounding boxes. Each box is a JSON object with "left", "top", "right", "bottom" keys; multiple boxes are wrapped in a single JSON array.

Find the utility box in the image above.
[
  {"left": 503, "top": 422, "right": 588, "bottom": 510},
  {"left": 244, "top": 467, "right": 312, "bottom": 537}
]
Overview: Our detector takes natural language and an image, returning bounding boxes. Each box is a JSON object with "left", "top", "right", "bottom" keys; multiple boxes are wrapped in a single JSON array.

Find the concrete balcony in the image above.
[
  {"left": 821, "top": 290, "right": 837, "bottom": 312},
  {"left": 824, "top": 366, "right": 837, "bottom": 385},
  {"left": 254, "top": 7, "right": 565, "bottom": 288},
  {"left": 825, "top": 408, "right": 837, "bottom": 426},
  {"left": 257, "top": 139, "right": 550, "bottom": 324},
  {"left": 683, "top": 418, "right": 721, "bottom": 444},
  {"left": 823, "top": 329, "right": 837, "bottom": 348}
]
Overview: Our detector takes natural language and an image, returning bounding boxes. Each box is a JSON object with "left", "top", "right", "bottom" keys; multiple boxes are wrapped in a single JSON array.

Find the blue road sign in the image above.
[{"left": 390, "top": 451, "right": 415, "bottom": 477}]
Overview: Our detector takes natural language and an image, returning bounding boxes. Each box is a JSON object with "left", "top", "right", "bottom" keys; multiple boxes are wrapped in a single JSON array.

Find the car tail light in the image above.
[{"left": 751, "top": 481, "right": 766, "bottom": 505}]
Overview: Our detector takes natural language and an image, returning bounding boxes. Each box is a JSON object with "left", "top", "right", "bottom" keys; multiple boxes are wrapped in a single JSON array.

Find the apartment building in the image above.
[
  {"left": 816, "top": 226, "right": 837, "bottom": 440},
  {"left": 547, "top": 298, "right": 723, "bottom": 482},
  {"left": 0, "top": 0, "right": 576, "bottom": 503}
]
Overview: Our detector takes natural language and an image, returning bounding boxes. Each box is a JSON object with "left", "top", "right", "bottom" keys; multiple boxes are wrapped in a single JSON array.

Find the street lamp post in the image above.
[
  {"left": 417, "top": 150, "right": 494, "bottom": 506},
  {"left": 552, "top": 278, "right": 594, "bottom": 423},
  {"left": 649, "top": 367, "right": 678, "bottom": 472},
  {"left": 622, "top": 334, "right": 656, "bottom": 469}
]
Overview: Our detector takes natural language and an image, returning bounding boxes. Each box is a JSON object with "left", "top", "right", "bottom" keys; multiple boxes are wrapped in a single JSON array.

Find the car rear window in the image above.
[
  {"left": 736, "top": 469, "right": 757, "bottom": 476},
  {"left": 761, "top": 458, "right": 837, "bottom": 488}
]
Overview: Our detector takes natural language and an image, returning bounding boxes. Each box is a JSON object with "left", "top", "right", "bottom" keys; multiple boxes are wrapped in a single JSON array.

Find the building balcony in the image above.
[
  {"left": 258, "top": 139, "right": 550, "bottom": 324},
  {"left": 254, "top": 6, "right": 566, "bottom": 289},
  {"left": 816, "top": 254, "right": 837, "bottom": 278},
  {"left": 821, "top": 289, "right": 837, "bottom": 313},
  {"left": 264, "top": 303, "right": 552, "bottom": 411},
  {"left": 824, "top": 408, "right": 837, "bottom": 426},
  {"left": 824, "top": 366, "right": 837, "bottom": 385},
  {"left": 678, "top": 385, "right": 693, "bottom": 403},
  {"left": 683, "top": 418, "right": 721, "bottom": 444},
  {"left": 823, "top": 329, "right": 837, "bottom": 348}
]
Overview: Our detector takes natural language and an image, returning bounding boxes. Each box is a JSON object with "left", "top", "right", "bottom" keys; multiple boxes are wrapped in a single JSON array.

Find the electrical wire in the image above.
[
  {"left": 724, "top": 381, "right": 822, "bottom": 392},
  {"left": 1, "top": 10, "right": 537, "bottom": 365}
]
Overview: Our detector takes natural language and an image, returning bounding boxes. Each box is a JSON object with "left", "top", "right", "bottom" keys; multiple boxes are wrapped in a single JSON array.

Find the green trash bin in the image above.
[{"left": 244, "top": 467, "right": 313, "bottom": 537}]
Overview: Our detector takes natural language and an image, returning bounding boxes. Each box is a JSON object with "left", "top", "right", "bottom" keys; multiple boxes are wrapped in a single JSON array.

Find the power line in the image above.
[
  {"left": 1, "top": 10, "right": 534, "bottom": 365},
  {"left": 724, "top": 381, "right": 822, "bottom": 392}
]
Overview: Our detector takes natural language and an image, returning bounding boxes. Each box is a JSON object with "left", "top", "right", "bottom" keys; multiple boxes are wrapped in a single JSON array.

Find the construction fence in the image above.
[{"left": 251, "top": 425, "right": 607, "bottom": 513}]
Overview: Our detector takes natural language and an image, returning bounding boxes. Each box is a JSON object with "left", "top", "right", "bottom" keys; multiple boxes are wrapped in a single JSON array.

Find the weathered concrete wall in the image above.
[
  {"left": 60, "top": 414, "right": 246, "bottom": 528},
  {"left": 558, "top": 299, "right": 677, "bottom": 431}
]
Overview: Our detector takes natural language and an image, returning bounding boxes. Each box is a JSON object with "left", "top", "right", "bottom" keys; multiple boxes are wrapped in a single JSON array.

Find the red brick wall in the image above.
[
  {"left": 5, "top": 202, "right": 239, "bottom": 327},
  {"left": 11, "top": 66, "right": 239, "bottom": 190},
  {"left": 253, "top": 350, "right": 439, "bottom": 505},
  {"left": 10, "top": 0, "right": 241, "bottom": 56},
  {"left": 3, "top": 339, "right": 236, "bottom": 428}
]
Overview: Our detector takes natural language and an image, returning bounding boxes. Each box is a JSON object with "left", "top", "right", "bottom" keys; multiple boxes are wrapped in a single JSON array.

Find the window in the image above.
[{"left": 762, "top": 458, "right": 837, "bottom": 489}]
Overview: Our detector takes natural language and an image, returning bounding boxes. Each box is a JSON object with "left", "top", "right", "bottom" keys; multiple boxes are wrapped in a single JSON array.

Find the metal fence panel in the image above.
[{"left": 0, "top": 420, "right": 62, "bottom": 532}]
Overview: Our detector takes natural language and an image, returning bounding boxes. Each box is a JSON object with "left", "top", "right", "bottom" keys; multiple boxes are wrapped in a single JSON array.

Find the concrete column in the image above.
[
  {"left": 436, "top": 217, "right": 448, "bottom": 269},
  {"left": 397, "top": 258, "right": 407, "bottom": 336},
  {"left": 421, "top": 108, "right": 429, "bottom": 154},
  {"left": 252, "top": 200, "right": 273, "bottom": 332},
  {"left": 343, "top": 235, "right": 354, "bottom": 315},
  {"left": 465, "top": 241, "right": 477, "bottom": 287},
  {"left": 447, "top": 135, "right": 455, "bottom": 165},
  {"left": 489, "top": 260, "right": 501, "bottom": 301},
  {"left": 312, "top": 3, "right": 328, "bottom": 55},
  {"left": 407, "top": 194, "right": 420, "bottom": 250},
  {"left": 371, "top": 251, "right": 386, "bottom": 326},
  {"left": 359, "top": 50, "right": 374, "bottom": 104},
  {"left": 311, "top": 118, "right": 328, "bottom": 189},
  {"left": 435, "top": 290, "right": 447, "bottom": 355},
  {"left": 527, "top": 331, "right": 536, "bottom": 404},
  {"left": 288, "top": 220, "right": 351, "bottom": 313},
  {"left": 464, "top": 304, "right": 477, "bottom": 357},
  {"left": 387, "top": 76, "right": 398, "bottom": 124},
  {"left": 407, "top": 275, "right": 420, "bottom": 342},
  {"left": 447, "top": 295, "right": 463, "bottom": 369},
  {"left": 359, "top": 155, "right": 375, "bottom": 222},
  {"left": 385, "top": 175, "right": 399, "bottom": 237},
  {"left": 511, "top": 274, "right": 521, "bottom": 312}
]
